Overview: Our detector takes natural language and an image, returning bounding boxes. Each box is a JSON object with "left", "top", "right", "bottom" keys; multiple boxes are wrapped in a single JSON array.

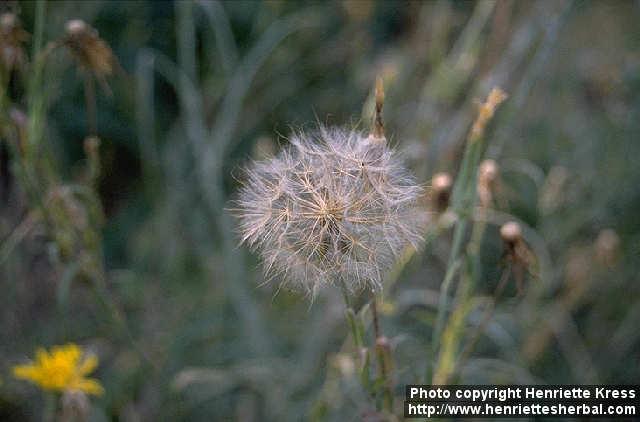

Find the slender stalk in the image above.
[
  {"left": 371, "top": 294, "right": 394, "bottom": 412},
  {"left": 455, "top": 263, "right": 512, "bottom": 374},
  {"left": 27, "top": 0, "right": 46, "bottom": 154},
  {"left": 338, "top": 277, "right": 363, "bottom": 348},
  {"left": 83, "top": 73, "right": 97, "bottom": 136},
  {"left": 371, "top": 294, "right": 381, "bottom": 340},
  {"left": 430, "top": 88, "right": 506, "bottom": 378},
  {"left": 42, "top": 392, "right": 56, "bottom": 422}
]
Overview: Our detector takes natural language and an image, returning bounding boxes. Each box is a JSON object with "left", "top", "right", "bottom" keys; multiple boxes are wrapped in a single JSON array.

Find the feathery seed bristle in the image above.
[{"left": 234, "top": 126, "right": 426, "bottom": 295}]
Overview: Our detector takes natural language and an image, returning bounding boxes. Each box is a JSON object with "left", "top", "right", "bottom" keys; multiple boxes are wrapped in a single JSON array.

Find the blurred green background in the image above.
[{"left": 1, "top": 0, "right": 639, "bottom": 420}]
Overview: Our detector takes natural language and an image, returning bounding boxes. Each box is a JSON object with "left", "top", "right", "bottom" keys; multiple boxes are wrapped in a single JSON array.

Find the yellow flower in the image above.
[{"left": 12, "top": 344, "right": 103, "bottom": 396}]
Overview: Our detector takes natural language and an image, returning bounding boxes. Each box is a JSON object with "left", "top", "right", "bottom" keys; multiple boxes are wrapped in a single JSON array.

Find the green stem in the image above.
[
  {"left": 27, "top": 0, "right": 46, "bottom": 154},
  {"left": 431, "top": 132, "right": 483, "bottom": 362},
  {"left": 371, "top": 296, "right": 394, "bottom": 412},
  {"left": 83, "top": 73, "right": 97, "bottom": 136},
  {"left": 42, "top": 392, "right": 56, "bottom": 422}
]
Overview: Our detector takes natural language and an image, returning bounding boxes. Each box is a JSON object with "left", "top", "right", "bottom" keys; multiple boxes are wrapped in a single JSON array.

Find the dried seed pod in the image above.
[
  {"left": 469, "top": 87, "right": 507, "bottom": 142},
  {"left": 0, "top": 12, "right": 29, "bottom": 72},
  {"left": 479, "top": 159, "right": 498, "bottom": 186},
  {"left": 499, "top": 221, "right": 532, "bottom": 294},
  {"left": 500, "top": 221, "right": 522, "bottom": 247},
  {"left": 63, "top": 19, "right": 116, "bottom": 91},
  {"left": 430, "top": 172, "right": 453, "bottom": 212},
  {"left": 594, "top": 228, "right": 620, "bottom": 267},
  {"left": 478, "top": 159, "right": 499, "bottom": 208}
]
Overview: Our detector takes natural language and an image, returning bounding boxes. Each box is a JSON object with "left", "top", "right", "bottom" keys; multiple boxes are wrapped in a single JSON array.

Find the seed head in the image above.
[{"left": 235, "top": 126, "right": 426, "bottom": 296}]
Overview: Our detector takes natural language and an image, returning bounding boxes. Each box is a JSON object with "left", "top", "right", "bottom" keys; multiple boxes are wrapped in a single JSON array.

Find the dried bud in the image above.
[
  {"left": 375, "top": 335, "right": 390, "bottom": 350},
  {"left": 470, "top": 87, "right": 507, "bottom": 142},
  {"left": 478, "top": 159, "right": 499, "bottom": 207},
  {"left": 0, "top": 12, "right": 29, "bottom": 72},
  {"left": 479, "top": 159, "right": 498, "bottom": 184},
  {"left": 500, "top": 221, "right": 534, "bottom": 294},
  {"left": 0, "top": 12, "right": 16, "bottom": 29},
  {"left": 65, "top": 19, "right": 88, "bottom": 35},
  {"left": 500, "top": 221, "right": 522, "bottom": 246},
  {"left": 63, "top": 19, "right": 116, "bottom": 89},
  {"left": 595, "top": 228, "right": 620, "bottom": 267},
  {"left": 430, "top": 172, "right": 453, "bottom": 212}
]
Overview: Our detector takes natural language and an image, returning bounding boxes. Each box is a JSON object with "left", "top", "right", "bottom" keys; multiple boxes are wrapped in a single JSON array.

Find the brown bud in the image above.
[
  {"left": 478, "top": 159, "right": 499, "bottom": 207},
  {"left": 470, "top": 87, "right": 507, "bottom": 142},
  {"left": 0, "top": 13, "right": 17, "bottom": 30},
  {"left": 375, "top": 335, "right": 390, "bottom": 349},
  {"left": 500, "top": 221, "right": 522, "bottom": 246},
  {"left": 65, "top": 19, "right": 88, "bottom": 36},
  {"left": 479, "top": 159, "right": 499, "bottom": 185},
  {"left": 63, "top": 19, "right": 117, "bottom": 88},
  {"left": 0, "top": 12, "right": 29, "bottom": 72},
  {"left": 595, "top": 228, "right": 620, "bottom": 267},
  {"left": 431, "top": 172, "right": 452, "bottom": 212}
]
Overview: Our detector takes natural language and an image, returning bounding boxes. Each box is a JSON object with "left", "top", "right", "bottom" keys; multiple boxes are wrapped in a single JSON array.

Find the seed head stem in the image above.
[
  {"left": 83, "top": 73, "right": 97, "bottom": 136},
  {"left": 371, "top": 76, "right": 385, "bottom": 140}
]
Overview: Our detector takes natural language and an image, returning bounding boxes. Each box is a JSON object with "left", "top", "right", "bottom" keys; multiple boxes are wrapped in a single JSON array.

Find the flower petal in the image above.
[
  {"left": 74, "top": 378, "right": 104, "bottom": 396},
  {"left": 78, "top": 354, "right": 98, "bottom": 376}
]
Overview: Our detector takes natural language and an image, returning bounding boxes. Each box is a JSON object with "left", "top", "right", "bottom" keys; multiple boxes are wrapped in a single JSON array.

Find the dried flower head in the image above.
[
  {"left": 235, "top": 125, "right": 426, "bottom": 296},
  {"left": 594, "top": 228, "right": 620, "bottom": 267},
  {"left": 430, "top": 172, "right": 453, "bottom": 212},
  {"left": 500, "top": 221, "right": 522, "bottom": 246},
  {"left": 0, "top": 12, "right": 29, "bottom": 72},
  {"left": 500, "top": 221, "right": 535, "bottom": 294},
  {"left": 63, "top": 19, "right": 116, "bottom": 90},
  {"left": 479, "top": 159, "right": 498, "bottom": 184},
  {"left": 470, "top": 87, "right": 507, "bottom": 142}
]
